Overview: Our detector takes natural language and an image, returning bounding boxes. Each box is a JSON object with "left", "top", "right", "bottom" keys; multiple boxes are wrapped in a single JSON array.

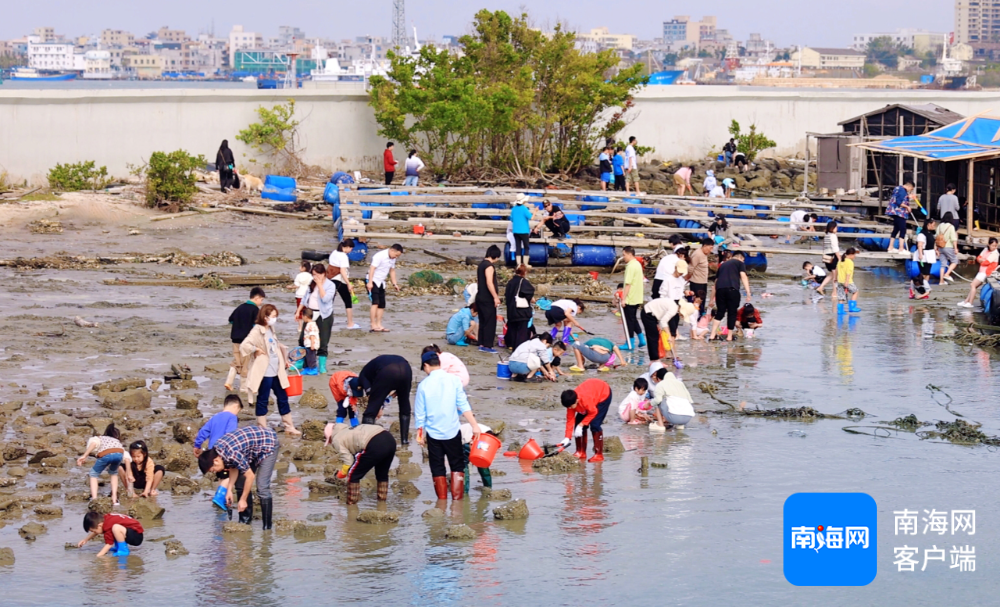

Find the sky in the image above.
[{"left": 0, "top": 0, "right": 953, "bottom": 48}]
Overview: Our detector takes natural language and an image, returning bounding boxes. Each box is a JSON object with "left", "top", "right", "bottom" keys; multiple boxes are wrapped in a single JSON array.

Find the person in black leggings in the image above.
[
  {"left": 353, "top": 354, "right": 413, "bottom": 445},
  {"left": 709, "top": 251, "right": 752, "bottom": 342}
]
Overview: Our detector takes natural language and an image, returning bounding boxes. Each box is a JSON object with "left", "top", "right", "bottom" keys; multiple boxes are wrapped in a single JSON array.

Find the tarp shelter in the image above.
[{"left": 851, "top": 113, "right": 1000, "bottom": 232}]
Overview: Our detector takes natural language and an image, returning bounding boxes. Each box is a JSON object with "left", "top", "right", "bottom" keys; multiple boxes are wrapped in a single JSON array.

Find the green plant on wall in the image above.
[
  {"left": 47, "top": 161, "right": 112, "bottom": 191},
  {"left": 139, "top": 150, "right": 206, "bottom": 208},
  {"left": 728, "top": 120, "right": 776, "bottom": 162},
  {"left": 236, "top": 99, "right": 303, "bottom": 176}
]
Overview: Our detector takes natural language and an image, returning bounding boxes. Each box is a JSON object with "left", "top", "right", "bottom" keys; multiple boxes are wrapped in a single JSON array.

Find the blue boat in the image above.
[{"left": 9, "top": 68, "right": 76, "bottom": 81}]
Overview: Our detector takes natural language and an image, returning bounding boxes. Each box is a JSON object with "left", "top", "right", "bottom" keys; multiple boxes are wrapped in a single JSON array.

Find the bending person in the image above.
[
  {"left": 328, "top": 369, "right": 360, "bottom": 427},
  {"left": 570, "top": 336, "right": 625, "bottom": 373},
  {"left": 353, "top": 354, "right": 413, "bottom": 445},
  {"left": 640, "top": 297, "right": 696, "bottom": 366},
  {"left": 198, "top": 426, "right": 280, "bottom": 530},
  {"left": 559, "top": 378, "right": 613, "bottom": 463},
  {"left": 324, "top": 421, "right": 397, "bottom": 505}
]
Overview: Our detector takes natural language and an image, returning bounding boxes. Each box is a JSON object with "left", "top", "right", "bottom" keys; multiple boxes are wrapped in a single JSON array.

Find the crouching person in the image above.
[
  {"left": 559, "top": 378, "right": 613, "bottom": 463},
  {"left": 324, "top": 421, "right": 397, "bottom": 505},
  {"left": 78, "top": 511, "right": 143, "bottom": 557},
  {"left": 198, "top": 426, "right": 279, "bottom": 530},
  {"left": 462, "top": 422, "right": 494, "bottom": 495}
]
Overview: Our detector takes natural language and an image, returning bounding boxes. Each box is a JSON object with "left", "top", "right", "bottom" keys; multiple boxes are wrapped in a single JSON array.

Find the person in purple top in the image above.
[
  {"left": 887, "top": 181, "right": 914, "bottom": 255},
  {"left": 193, "top": 394, "right": 242, "bottom": 513}
]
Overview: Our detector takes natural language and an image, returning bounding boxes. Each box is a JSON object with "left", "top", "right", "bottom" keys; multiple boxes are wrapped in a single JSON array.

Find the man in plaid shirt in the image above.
[{"left": 199, "top": 426, "right": 279, "bottom": 530}]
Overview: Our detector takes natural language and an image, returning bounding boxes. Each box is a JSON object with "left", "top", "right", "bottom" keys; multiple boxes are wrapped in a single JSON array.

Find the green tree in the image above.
[
  {"left": 728, "top": 120, "right": 775, "bottom": 162},
  {"left": 368, "top": 9, "right": 646, "bottom": 179},
  {"left": 236, "top": 100, "right": 303, "bottom": 176},
  {"left": 865, "top": 36, "right": 901, "bottom": 69}
]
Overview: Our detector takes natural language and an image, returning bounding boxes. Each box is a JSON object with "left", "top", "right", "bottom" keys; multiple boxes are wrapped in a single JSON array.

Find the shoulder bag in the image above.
[{"left": 514, "top": 278, "right": 530, "bottom": 308}]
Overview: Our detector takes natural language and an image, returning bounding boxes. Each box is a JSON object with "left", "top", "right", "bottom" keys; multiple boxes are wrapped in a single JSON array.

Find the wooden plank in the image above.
[{"left": 218, "top": 205, "right": 323, "bottom": 220}]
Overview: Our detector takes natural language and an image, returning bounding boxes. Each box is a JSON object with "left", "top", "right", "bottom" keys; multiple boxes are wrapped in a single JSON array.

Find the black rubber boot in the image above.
[
  {"left": 259, "top": 497, "right": 273, "bottom": 530},
  {"left": 362, "top": 415, "right": 377, "bottom": 425},
  {"left": 238, "top": 492, "right": 254, "bottom": 524},
  {"left": 399, "top": 414, "right": 411, "bottom": 445}
]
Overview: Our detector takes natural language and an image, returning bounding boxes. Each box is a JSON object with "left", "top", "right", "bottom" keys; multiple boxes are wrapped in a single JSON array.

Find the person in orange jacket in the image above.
[
  {"left": 559, "top": 378, "right": 613, "bottom": 462},
  {"left": 328, "top": 369, "right": 360, "bottom": 427}
]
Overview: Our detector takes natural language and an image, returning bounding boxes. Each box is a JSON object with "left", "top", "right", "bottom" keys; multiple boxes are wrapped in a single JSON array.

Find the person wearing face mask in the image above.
[{"left": 240, "top": 304, "right": 301, "bottom": 436}]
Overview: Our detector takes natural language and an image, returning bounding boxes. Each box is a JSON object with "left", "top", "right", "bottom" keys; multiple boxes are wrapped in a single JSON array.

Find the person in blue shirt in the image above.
[
  {"left": 598, "top": 144, "right": 613, "bottom": 191},
  {"left": 612, "top": 147, "right": 626, "bottom": 191},
  {"left": 886, "top": 181, "right": 914, "bottom": 255},
  {"left": 414, "top": 351, "right": 482, "bottom": 501},
  {"left": 192, "top": 394, "right": 242, "bottom": 513},
  {"left": 510, "top": 195, "right": 535, "bottom": 268},
  {"left": 446, "top": 303, "right": 479, "bottom": 346}
]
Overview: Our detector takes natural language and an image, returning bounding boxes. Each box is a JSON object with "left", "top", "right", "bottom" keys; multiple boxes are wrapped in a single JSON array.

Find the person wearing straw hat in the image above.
[
  {"left": 510, "top": 194, "right": 535, "bottom": 269},
  {"left": 414, "top": 350, "right": 483, "bottom": 501}
]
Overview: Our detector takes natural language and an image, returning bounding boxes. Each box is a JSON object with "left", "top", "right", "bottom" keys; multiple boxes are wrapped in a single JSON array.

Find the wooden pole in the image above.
[{"left": 967, "top": 159, "right": 975, "bottom": 235}]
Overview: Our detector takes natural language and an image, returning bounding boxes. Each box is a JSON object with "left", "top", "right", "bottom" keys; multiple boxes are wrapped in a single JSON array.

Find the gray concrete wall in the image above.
[{"left": 3, "top": 85, "right": 1000, "bottom": 185}]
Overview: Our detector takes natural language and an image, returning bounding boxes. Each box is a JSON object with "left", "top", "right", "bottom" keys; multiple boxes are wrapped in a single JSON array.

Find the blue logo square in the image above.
[{"left": 783, "top": 492, "right": 877, "bottom": 586}]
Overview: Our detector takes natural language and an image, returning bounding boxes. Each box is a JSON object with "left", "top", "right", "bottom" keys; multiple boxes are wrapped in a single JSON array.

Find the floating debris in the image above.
[{"left": 918, "top": 420, "right": 1000, "bottom": 447}]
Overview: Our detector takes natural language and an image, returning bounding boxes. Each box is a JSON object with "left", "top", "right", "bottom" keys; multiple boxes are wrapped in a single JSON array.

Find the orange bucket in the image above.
[
  {"left": 285, "top": 368, "right": 303, "bottom": 397},
  {"left": 469, "top": 433, "right": 502, "bottom": 468},
  {"left": 588, "top": 271, "right": 599, "bottom": 280},
  {"left": 517, "top": 438, "right": 544, "bottom": 460},
  {"left": 413, "top": 224, "right": 425, "bottom": 235}
]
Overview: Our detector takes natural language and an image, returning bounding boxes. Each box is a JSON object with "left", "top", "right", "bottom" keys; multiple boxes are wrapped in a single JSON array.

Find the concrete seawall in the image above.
[{"left": 3, "top": 86, "right": 1000, "bottom": 185}]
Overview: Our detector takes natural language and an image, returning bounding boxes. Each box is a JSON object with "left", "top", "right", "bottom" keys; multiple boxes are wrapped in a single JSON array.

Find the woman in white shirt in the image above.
[
  {"left": 403, "top": 150, "right": 425, "bottom": 186},
  {"left": 328, "top": 239, "right": 360, "bottom": 329},
  {"left": 911, "top": 218, "right": 937, "bottom": 300},
  {"left": 816, "top": 221, "right": 840, "bottom": 297}
]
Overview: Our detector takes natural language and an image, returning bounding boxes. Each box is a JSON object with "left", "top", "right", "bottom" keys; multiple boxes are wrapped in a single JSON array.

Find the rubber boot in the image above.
[
  {"left": 399, "top": 414, "right": 411, "bottom": 446},
  {"left": 637, "top": 332, "right": 647, "bottom": 348},
  {"left": 238, "top": 492, "right": 254, "bottom": 524},
  {"left": 362, "top": 415, "right": 377, "bottom": 425},
  {"left": 588, "top": 430, "right": 605, "bottom": 463},
  {"left": 574, "top": 433, "right": 588, "bottom": 459},
  {"left": 259, "top": 497, "right": 273, "bottom": 530},
  {"left": 377, "top": 481, "right": 388, "bottom": 501},
  {"left": 849, "top": 301, "right": 861, "bottom": 313},
  {"left": 479, "top": 467, "right": 493, "bottom": 489},
  {"left": 302, "top": 366, "right": 318, "bottom": 376},
  {"left": 292, "top": 359, "right": 304, "bottom": 372},
  {"left": 113, "top": 541, "right": 130, "bottom": 556},
  {"left": 619, "top": 337, "right": 634, "bottom": 351},
  {"left": 349, "top": 417, "right": 359, "bottom": 428},
  {"left": 433, "top": 476, "right": 448, "bottom": 500},
  {"left": 211, "top": 486, "right": 228, "bottom": 511},
  {"left": 837, "top": 303, "right": 846, "bottom": 315},
  {"left": 318, "top": 356, "right": 328, "bottom": 374},
  {"left": 463, "top": 445, "right": 472, "bottom": 495},
  {"left": 450, "top": 472, "right": 465, "bottom": 500},
  {"left": 346, "top": 482, "right": 361, "bottom": 505},
  {"left": 336, "top": 416, "right": 345, "bottom": 424}
]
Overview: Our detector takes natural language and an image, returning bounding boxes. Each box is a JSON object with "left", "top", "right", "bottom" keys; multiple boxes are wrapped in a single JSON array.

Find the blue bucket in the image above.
[{"left": 496, "top": 361, "right": 511, "bottom": 379}]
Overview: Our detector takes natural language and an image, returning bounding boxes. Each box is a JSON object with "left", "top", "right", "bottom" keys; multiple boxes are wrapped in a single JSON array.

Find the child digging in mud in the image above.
[
  {"left": 119, "top": 441, "right": 164, "bottom": 498},
  {"left": 76, "top": 422, "right": 127, "bottom": 505},
  {"left": 77, "top": 511, "right": 144, "bottom": 557}
]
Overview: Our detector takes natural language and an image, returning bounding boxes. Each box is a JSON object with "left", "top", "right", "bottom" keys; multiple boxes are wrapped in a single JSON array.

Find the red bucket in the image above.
[
  {"left": 588, "top": 271, "right": 599, "bottom": 280},
  {"left": 469, "top": 433, "right": 502, "bottom": 468},
  {"left": 517, "top": 438, "right": 544, "bottom": 461},
  {"left": 285, "top": 368, "right": 303, "bottom": 397},
  {"left": 413, "top": 224, "right": 425, "bottom": 235}
]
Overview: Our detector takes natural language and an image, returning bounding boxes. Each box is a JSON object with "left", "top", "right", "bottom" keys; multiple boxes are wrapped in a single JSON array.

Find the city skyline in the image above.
[{"left": 1, "top": 0, "right": 952, "bottom": 48}]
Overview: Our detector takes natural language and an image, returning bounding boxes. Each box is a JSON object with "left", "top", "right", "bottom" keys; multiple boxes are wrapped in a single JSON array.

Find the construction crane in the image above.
[{"left": 391, "top": 0, "right": 407, "bottom": 49}]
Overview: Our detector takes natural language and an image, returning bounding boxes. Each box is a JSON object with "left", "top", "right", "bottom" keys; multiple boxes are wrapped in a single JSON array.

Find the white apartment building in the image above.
[
  {"left": 27, "top": 38, "right": 76, "bottom": 70},
  {"left": 229, "top": 25, "right": 263, "bottom": 66},
  {"left": 84, "top": 50, "right": 112, "bottom": 76},
  {"left": 851, "top": 28, "right": 946, "bottom": 53}
]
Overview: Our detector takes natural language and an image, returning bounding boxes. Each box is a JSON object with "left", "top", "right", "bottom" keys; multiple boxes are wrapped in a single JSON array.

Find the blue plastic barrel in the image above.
[
  {"left": 265, "top": 175, "right": 296, "bottom": 190},
  {"left": 565, "top": 213, "right": 586, "bottom": 226},
  {"left": 323, "top": 183, "right": 340, "bottom": 205},
  {"left": 503, "top": 242, "right": 549, "bottom": 267},
  {"left": 328, "top": 171, "right": 354, "bottom": 185},
  {"left": 743, "top": 252, "right": 768, "bottom": 272},
  {"left": 347, "top": 242, "right": 368, "bottom": 263},
  {"left": 571, "top": 245, "right": 617, "bottom": 266},
  {"left": 579, "top": 195, "right": 608, "bottom": 211},
  {"left": 905, "top": 247, "right": 942, "bottom": 279},
  {"left": 677, "top": 219, "right": 709, "bottom": 240},
  {"left": 981, "top": 281, "right": 994, "bottom": 311}
]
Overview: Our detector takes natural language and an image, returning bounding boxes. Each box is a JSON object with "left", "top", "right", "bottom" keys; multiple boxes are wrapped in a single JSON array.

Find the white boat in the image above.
[
  {"left": 10, "top": 67, "right": 76, "bottom": 81},
  {"left": 310, "top": 27, "right": 423, "bottom": 83}
]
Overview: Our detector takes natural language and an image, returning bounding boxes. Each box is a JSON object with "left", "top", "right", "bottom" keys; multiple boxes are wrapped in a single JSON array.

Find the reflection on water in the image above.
[{"left": 5, "top": 262, "right": 1000, "bottom": 604}]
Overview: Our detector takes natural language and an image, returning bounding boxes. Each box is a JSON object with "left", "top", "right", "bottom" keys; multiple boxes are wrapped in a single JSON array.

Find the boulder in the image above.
[
  {"left": 2, "top": 445, "right": 26, "bottom": 462},
  {"left": 129, "top": 500, "right": 165, "bottom": 521},
  {"left": 39, "top": 455, "right": 68, "bottom": 468},
  {"left": 773, "top": 173, "right": 792, "bottom": 190},
  {"left": 170, "top": 476, "right": 199, "bottom": 496},
  {"left": 292, "top": 442, "right": 322, "bottom": 462},
  {"left": 421, "top": 508, "right": 445, "bottom": 521},
  {"left": 175, "top": 395, "right": 199, "bottom": 410},
  {"left": 100, "top": 388, "right": 152, "bottom": 411},
  {"left": 307, "top": 479, "right": 345, "bottom": 497},
  {"left": 33, "top": 505, "right": 62, "bottom": 518},
  {"left": 92, "top": 378, "right": 146, "bottom": 393},
  {"left": 394, "top": 461, "right": 422, "bottom": 478},
  {"left": 294, "top": 524, "right": 326, "bottom": 541},
  {"left": 493, "top": 499, "right": 529, "bottom": 520},
  {"left": 390, "top": 480, "right": 420, "bottom": 497},
  {"left": 87, "top": 497, "right": 115, "bottom": 514},
  {"left": 297, "top": 388, "right": 328, "bottom": 409},
  {"left": 18, "top": 522, "right": 47, "bottom": 541},
  {"left": 160, "top": 443, "right": 196, "bottom": 473},
  {"left": 0, "top": 547, "right": 13, "bottom": 566},
  {"left": 444, "top": 524, "right": 476, "bottom": 540},
  {"left": 0, "top": 478, "right": 15, "bottom": 488},
  {"left": 481, "top": 488, "right": 512, "bottom": 500},
  {"left": 164, "top": 539, "right": 189, "bottom": 557},
  {"left": 307, "top": 512, "right": 332, "bottom": 522},
  {"left": 171, "top": 421, "right": 197, "bottom": 444},
  {"left": 222, "top": 522, "right": 252, "bottom": 533},
  {"left": 169, "top": 379, "right": 198, "bottom": 391},
  {"left": 299, "top": 419, "right": 326, "bottom": 442},
  {"left": 532, "top": 451, "right": 579, "bottom": 473},
  {"left": 356, "top": 510, "right": 400, "bottom": 524},
  {"left": 480, "top": 419, "right": 506, "bottom": 437},
  {"left": 274, "top": 518, "right": 306, "bottom": 533},
  {"left": 604, "top": 436, "right": 626, "bottom": 454},
  {"left": 745, "top": 176, "right": 770, "bottom": 190}
]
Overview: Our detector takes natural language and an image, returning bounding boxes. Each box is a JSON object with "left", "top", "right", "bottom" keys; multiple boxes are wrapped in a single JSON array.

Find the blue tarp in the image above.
[{"left": 855, "top": 115, "right": 1000, "bottom": 160}]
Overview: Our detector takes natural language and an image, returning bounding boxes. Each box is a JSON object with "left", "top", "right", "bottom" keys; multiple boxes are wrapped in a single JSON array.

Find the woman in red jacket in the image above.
[{"left": 559, "top": 378, "right": 613, "bottom": 463}]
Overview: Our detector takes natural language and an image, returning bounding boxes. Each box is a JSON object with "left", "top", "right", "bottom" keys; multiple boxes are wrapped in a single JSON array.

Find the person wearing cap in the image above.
[
  {"left": 532, "top": 199, "right": 571, "bottom": 240},
  {"left": 414, "top": 350, "right": 483, "bottom": 501},
  {"left": 703, "top": 170, "right": 718, "bottom": 197},
  {"left": 640, "top": 294, "right": 696, "bottom": 366},
  {"left": 324, "top": 419, "right": 397, "bottom": 505},
  {"left": 352, "top": 354, "right": 413, "bottom": 444},
  {"left": 510, "top": 194, "right": 535, "bottom": 268}
]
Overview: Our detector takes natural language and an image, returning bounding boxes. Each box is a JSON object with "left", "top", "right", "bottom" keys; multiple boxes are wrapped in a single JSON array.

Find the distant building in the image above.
[
  {"left": 955, "top": 0, "right": 1000, "bottom": 45},
  {"left": 157, "top": 26, "right": 188, "bottom": 43},
  {"left": 156, "top": 45, "right": 193, "bottom": 71},
  {"left": 33, "top": 27, "right": 56, "bottom": 43},
  {"left": 229, "top": 25, "right": 263, "bottom": 67},
  {"left": 661, "top": 16, "right": 716, "bottom": 48},
  {"left": 101, "top": 29, "right": 135, "bottom": 48},
  {"left": 277, "top": 26, "right": 305, "bottom": 49},
  {"left": 84, "top": 50, "right": 112, "bottom": 77},
  {"left": 851, "top": 29, "right": 946, "bottom": 53},
  {"left": 576, "top": 27, "right": 636, "bottom": 51},
  {"left": 744, "top": 33, "right": 774, "bottom": 59},
  {"left": 791, "top": 47, "right": 865, "bottom": 69},
  {"left": 27, "top": 38, "right": 75, "bottom": 70},
  {"left": 123, "top": 54, "right": 164, "bottom": 78}
]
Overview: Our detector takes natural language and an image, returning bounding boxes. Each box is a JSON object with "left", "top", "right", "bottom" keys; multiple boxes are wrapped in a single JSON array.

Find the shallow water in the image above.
[{"left": 1, "top": 214, "right": 997, "bottom": 603}]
